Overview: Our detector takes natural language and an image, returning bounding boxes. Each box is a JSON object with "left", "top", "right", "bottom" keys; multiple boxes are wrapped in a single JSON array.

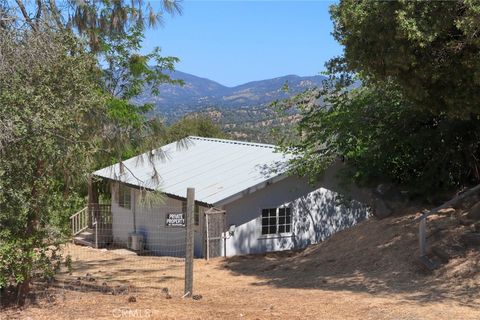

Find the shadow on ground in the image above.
[
  {"left": 221, "top": 213, "right": 480, "bottom": 308},
  {"left": 55, "top": 246, "right": 185, "bottom": 295}
]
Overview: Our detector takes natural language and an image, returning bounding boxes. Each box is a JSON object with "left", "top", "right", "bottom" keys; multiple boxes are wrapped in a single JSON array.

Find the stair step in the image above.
[
  {"left": 74, "top": 236, "right": 95, "bottom": 247},
  {"left": 80, "top": 233, "right": 94, "bottom": 239}
]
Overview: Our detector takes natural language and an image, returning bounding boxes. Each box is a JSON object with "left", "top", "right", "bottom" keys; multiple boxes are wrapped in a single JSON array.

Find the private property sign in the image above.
[{"left": 166, "top": 213, "right": 185, "bottom": 227}]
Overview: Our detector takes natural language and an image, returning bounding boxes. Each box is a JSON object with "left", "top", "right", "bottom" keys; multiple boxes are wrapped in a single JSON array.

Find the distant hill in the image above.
[{"left": 133, "top": 71, "right": 327, "bottom": 120}]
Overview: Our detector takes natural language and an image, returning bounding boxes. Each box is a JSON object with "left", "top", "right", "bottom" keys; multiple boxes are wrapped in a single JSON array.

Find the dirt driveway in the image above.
[{"left": 3, "top": 214, "right": 480, "bottom": 319}]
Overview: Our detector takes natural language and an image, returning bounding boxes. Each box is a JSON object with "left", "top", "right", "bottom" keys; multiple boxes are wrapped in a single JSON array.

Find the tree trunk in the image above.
[{"left": 17, "top": 159, "right": 44, "bottom": 306}]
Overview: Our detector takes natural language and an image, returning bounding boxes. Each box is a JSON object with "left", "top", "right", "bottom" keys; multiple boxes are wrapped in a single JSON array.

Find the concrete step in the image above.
[
  {"left": 73, "top": 236, "right": 94, "bottom": 247},
  {"left": 73, "top": 228, "right": 112, "bottom": 248},
  {"left": 77, "top": 234, "right": 94, "bottom": 241},
  {"left": 80, "top": 230, "right": 94, "bottom": 237},
  {"left": 74, "top": 228, "right": 95, "bottom": 247}
]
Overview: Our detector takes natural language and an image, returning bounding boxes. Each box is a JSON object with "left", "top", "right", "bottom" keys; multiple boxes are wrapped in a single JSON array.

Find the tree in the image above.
[
  {"left": 0, "top": 29, "right": 107, "bottom": 304},
  {"left": 4, "top": 0, "right": 186, "bottom": 184},
  {"left": 4, "top": 0, "right": 181, "bottom": 50},
  {"left": 167, "top": 116, "right": 226, "bottom": 142},
  {"left": 0, "top": 0, "right": 184, "bottom": 305},
  {"left": 282, "top": 81, "right": 480, "bottom": 197},
  {"left": 330, "top": 0, "right": 480, "bottom": 118},
  {"left": 279, "top": 1, "right": 480, "bottom": 199},
  {"left": 95, "top": 22, "right": 183, "bottom": 173}
]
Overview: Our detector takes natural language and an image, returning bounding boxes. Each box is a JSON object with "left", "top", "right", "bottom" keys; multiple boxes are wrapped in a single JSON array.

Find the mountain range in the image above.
[{"left": 134, "top": 71, "right": 327, "bottom": 119}]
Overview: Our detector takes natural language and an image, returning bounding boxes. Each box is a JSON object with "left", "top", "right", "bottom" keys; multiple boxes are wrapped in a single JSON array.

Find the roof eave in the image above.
[
  {"left": 91, "top": 174, "right": 214, "bottom": 207},
  {"left": 212, "top": 173, "right": 289, "bottom": 207}
]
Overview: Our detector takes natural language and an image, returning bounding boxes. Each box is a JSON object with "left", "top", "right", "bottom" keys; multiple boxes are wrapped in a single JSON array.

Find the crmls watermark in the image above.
[{"left": 112, "top": 307, "right": 153, "bottom": 318}]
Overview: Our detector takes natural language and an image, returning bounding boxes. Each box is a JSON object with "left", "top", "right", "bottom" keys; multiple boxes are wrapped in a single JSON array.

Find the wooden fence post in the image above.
[
  {"left": 184, "top": 188, "right": 195, "bottom": 297},
  {"left": 419, "top": 218, "right": 427, "bottom": 256},
  {"left": 205, "top": 213, "right": 210, "bottom": 261}
]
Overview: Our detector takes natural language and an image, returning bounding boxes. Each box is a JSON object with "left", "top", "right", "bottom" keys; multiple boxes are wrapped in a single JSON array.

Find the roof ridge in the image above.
[{"left": 188, "top": 136, "right": 276, "bottom": 149}]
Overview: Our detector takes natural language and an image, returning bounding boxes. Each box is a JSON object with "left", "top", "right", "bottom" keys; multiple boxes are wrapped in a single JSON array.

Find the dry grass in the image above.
[{"left": 2, "top": 211, "right": 480, "bottom": 319}]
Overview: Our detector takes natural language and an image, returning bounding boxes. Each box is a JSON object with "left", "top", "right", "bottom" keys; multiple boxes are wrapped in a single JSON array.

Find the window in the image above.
[
  {"left": 118, "top": 185, "right": 131, "bottom": 209},
  {"left": 278, "top": 208, "right": 291, "bottom": 233},
  {"left": 182, "top": 201, "right": 200, "bottom": 226},
  {"left": 261, "top": 207, "right": 291, "bottom": 235}
]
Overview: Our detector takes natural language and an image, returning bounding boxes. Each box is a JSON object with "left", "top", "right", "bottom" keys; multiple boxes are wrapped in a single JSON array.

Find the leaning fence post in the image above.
[
  {"left": 419, "top": 218, "right": 427, "bottom": 256},
  {"left": 184, "top": 187, "right": 195, "bottom": 297}
]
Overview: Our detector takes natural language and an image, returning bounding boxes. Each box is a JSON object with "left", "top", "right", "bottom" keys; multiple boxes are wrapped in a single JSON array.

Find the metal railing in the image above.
[
  {"left": 70, "top": 207, "right": 89, "bottom": 236},
  {"left": 88, "top": 204, "right": 113, "bottom": 248},
  {"left": 70, "top": 204, "right": 112, "bottom": 248},
  {"left": 89, "top": 204, "right": 112, "bottom": 225}
]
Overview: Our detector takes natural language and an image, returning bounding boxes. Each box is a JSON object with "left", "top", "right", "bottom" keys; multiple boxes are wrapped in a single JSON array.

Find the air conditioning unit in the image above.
[{"left": 128, "top": 232, "right": 144, "bottom": 251}]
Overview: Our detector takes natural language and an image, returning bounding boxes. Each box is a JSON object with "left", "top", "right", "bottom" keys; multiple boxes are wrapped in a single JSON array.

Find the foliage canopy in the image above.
[
  {"left": 284, "top": 82, "right": 480, "bottom": 197},
  {"left": 330, "top": 0, "right": 480, "bottom": 118},
  {"left": 0, "top": 29, "right": 107, "bottom": 300},
  {"left": 0, "top": 0, "right": 189, "bottom": 304},
  {"left": 281, "top": 1, "right": 480, "bottom": 199}
]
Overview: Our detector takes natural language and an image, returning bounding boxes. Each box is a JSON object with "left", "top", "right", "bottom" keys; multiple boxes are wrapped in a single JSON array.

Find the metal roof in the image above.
[{"left": 93, "top": 136, "right": 292, "bottom": 206}]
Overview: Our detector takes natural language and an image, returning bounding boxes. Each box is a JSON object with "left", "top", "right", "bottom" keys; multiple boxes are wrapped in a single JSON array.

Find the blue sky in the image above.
[{"left": 143, "top": 1, "right": 342, "bottom": 87}]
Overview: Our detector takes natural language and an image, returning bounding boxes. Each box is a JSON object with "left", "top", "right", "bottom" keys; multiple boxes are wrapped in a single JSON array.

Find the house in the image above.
[{"left": 90, "top": 136, "right": 369, "bottom": 257}]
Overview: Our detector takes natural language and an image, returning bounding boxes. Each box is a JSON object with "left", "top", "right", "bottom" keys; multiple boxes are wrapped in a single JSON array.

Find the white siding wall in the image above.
[
  {"left": 133, "top": 193, "right": 185, "bottom": 257},
  {"left": 289, "top": 187, "right": 369, "bottom": 248},
  {"left": 223, "top": 176, "right": 312, "bottom": 256},
  {"left": 111, "top": 161, "right": 370, "bottom": 258},
  {"left": 223, "top": 173, "right": 370, "bottom": 256},
  {"left": 111, "top": 184, "right": 205, "bottom": 257}
]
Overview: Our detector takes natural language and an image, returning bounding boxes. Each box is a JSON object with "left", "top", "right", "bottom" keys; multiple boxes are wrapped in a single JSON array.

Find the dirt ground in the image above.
[{"left": 2, "top": 211, "right": 480, "bottom": 320}]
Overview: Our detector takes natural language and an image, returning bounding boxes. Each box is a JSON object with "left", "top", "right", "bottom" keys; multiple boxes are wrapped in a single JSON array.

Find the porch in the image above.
[{"left": 70, "top": 204, "right": 113, "bottom": 248}]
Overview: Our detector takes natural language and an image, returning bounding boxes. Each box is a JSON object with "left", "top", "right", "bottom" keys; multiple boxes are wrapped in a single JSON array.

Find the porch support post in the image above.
[
  {"left": 224, "top": 211, "right": 227, "bottom": 258},
  {"left": 87, "top": 175, "right": 93, "bottom": 227},
  {"left": 205, "top": 213, "right": 210, "bottom": 261},
  {"left": 87, "top": 174, "right": 100, "bottom": 227}
]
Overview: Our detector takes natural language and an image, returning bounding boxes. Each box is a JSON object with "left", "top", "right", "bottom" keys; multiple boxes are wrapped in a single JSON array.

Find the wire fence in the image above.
[{"left": 59, "top": 204, "right": 193, "bottom": 299}]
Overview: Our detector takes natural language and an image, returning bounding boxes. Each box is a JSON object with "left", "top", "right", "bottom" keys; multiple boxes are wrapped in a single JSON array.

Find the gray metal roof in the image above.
[{"left": 93, "top": 136, "right": 291, "bottom": 206}]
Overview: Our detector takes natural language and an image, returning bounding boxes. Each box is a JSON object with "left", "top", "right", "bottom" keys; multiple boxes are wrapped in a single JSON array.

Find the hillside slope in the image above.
[
  {"left": 133, "top": 71, "right": 326, "bottom": 119},
  {"left": 225, "top": 209, "right": 480, "bottom": 306}
]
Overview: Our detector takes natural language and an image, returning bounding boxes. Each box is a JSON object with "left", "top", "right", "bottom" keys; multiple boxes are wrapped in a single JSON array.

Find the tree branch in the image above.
[
  {"left": 15, "top": 0, "right": 37, "bottom": 31},
  {"left": 48, "top": 0, "right": 63, "bottom": 29},
  {"left": 35, "top": 0, "right": 42, "bottom": 21}
]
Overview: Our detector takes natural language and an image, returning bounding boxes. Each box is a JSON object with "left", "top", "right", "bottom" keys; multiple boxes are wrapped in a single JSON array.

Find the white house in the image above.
[{"left": 92, "top": 136, "right": 369, "bottom": 257}]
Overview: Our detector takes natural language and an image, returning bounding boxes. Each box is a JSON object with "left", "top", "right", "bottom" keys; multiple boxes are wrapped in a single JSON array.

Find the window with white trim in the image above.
[
  {"left": 261, "top": 207, "right": 292, "bottom": 235},
  {"left": 118, "top": 185, "right": 131, "bottom": 209}
]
